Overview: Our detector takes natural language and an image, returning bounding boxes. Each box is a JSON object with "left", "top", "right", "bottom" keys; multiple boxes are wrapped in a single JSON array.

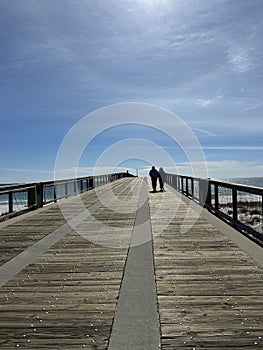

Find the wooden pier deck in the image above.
[{"left": 0, "top": 177, "right": 262, "bottom": 349}]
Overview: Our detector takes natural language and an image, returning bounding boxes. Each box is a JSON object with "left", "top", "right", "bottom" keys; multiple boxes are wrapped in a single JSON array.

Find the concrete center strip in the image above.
[
  {"left": 0, "top": 179, "right": 139, "bottom": 288},
  {"left": 108, "top": 179, "right": 160, "bottom": 350}
]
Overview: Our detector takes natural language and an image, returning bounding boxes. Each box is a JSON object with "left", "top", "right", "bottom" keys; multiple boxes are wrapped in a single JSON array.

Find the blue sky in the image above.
[{"left": 1, "top": 0, "right": 263, "bottom": 183}]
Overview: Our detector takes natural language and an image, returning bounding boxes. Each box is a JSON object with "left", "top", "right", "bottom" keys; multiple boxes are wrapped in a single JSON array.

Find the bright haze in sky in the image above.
[{"left": 0, "top": 0, "right": 262, "bottom": 183}]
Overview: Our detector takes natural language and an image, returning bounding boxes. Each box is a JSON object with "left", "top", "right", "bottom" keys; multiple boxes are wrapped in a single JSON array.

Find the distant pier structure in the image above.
[{"left": 0, "top": 173, "right": 262, "bottom": 349}]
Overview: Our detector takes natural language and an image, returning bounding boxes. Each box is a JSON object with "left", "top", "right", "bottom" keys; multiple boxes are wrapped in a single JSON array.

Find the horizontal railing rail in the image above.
[
  {"left": 0, "top": 172, "right": 134, "bottom": 221},
  {"left": 165, "top": 173, "right": 263, "bottom": 245}
]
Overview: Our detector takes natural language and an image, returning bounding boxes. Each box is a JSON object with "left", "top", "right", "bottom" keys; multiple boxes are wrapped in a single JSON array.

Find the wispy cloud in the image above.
[
  {"left": 227, "top": 47, "right": 252, "bottom": 73},
  {"left": 241, "top": 104, "right": 263, "bottom": 113},
  {"left": 136, "top": 160, "right": 263, "bottom": 179},
  {"left": 205, "top": 160, "right": 263, "bottom": 179},
  {"left": 0, "top": 0, "right": 262, "bottom": 184},
  {"left": 195, "top": 95, "right": 222, "bottom": 107},
  {"left": 195, "top": 98, "right": 212, "bottom": 107},
  {"left": 203, "top": 146, "right": 263, "bottom": 151},
  {"left": 192, "top": 128, "right": 215, "bottom": 137},
  {"left": 0, "top": 168, "right": 54, "bottom": 183},
  {"left": 163, "top": 145, "right": 263, "bottom": 151},
  {"left": 73, "top": 166, "right": 134, "bottom": 176},
  {"left": 1, "top": 168, "right": 53, "bottom": 174}
]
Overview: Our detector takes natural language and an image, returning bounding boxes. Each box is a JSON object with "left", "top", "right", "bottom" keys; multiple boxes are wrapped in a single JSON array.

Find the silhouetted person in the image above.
[
  {"left": 149, "top": 166, "right": 160, "bottom": 192},
  {"left": 159, "top": 167, "right": 166, "bottom": 192}
]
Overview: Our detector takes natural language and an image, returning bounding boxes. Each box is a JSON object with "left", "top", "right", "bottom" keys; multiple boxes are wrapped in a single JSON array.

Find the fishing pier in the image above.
[{"left": 0, "top": 174, "right": 262, "bottom": 349}]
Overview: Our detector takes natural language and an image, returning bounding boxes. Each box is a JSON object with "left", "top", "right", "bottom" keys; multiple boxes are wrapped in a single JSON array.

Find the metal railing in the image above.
[
  {"left": 0, "top": 172, "right": 133, "bottom": 221},
  {"left": 165, "top": 173, "right": 263, "bottom": 245}
]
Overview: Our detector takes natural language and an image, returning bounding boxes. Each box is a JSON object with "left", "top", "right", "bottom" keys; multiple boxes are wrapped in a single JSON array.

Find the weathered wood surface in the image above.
[
  {"left": 0, "top": 177, "right": 262, "bottom": 349},
  {"left": 0, "top": 178, "right": 139, "bottom": 349},
  {"left": 0, "top": 178, "right": 135, "bottom": 266},
  {"left": 149, "top": 185, "right": 263, "bottom": 349}
]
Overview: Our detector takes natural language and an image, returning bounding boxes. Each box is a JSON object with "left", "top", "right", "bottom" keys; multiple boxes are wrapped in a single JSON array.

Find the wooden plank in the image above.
[
  {"left": 0, "top": 178, "right": 139, "bottom": 349},
  {"left": 1, "top": 178, "right": 262, "bottom": 349},
  {"left": 0, "top": 232, "right": 128, "bottom": 348},
  {"left": 149, "top": 184, "right": 263, "bottom": 349},
  {"left": 0, "top": 179, "right": 132, "bottom": 266}
]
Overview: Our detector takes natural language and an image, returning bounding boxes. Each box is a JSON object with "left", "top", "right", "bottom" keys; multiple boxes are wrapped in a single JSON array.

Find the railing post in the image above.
[
  {"left": 36, "top": 183, "right": 44, "bottom": 208},
  {"left": 169, "top": 175, "right": 172, "bottom": 188},
  {"left": 232, "top": 188, "right": 238, "bottom": 221},
  {"left": 215, "top": 184, "right": 219, "bottom": 210},
  {"left": 8, "top": 192, "right": 13, "bottom": 213},
  {"left": 176, "top": 175, "right": 180, "bottom": 190},
  {"left": 53, "top": 184, "right": 57, "bottom": 203},
  {"left": 180, "top": 177, "right": 184, "bottom": 194},
  {"left": 186, "top": 177, "right": 189, "bottom": 196},
  {"left": 74, "top": 180, "right": 77, "bottom": 194},
  {"left": 65, "top": 182, "right": 68, "bottom": 198},
  {"left": 172, "top": 175, "right": 175, "bottom": 189},
  {"left": 206, "top": 181, "right": 212, "bottom": 208},
  {"left": 170, "top": 175, "right": 173, "bottom": 188},
  {"left": 28, "top": 187, "right": 36, "bottom": 208},
  {"left": 199, "top": 179, "right": 210, "bottom": 207},
  {"left": 198, "top": 179, "right": 202, "bottom": 204}
]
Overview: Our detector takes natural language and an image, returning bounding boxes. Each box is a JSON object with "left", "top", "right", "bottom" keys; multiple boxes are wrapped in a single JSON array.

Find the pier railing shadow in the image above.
[{"left": 166, "top": 173, "right": 263, "bottom": 245}]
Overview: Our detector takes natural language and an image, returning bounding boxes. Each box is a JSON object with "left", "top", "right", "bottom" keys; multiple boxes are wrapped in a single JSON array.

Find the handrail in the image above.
[
  {"left": 2, "top": 172, "right": 262, "bottom": 245},
  {"left": 0, "top": 172, "right": 134, "bottom": 220},
  {"left": 165, "top": 173, "right": 263, "bottom": 245}
]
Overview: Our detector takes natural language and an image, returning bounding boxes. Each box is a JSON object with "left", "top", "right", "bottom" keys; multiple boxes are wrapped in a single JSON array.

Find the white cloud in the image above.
[
  {"left": 227, "top": 47, "right": 252, "bottom": 73},
  {"left": 196, "top": 98, "right": 211, "bottom": 107},
  {"left": 195, "top": 95, "right": 222, "bottom": 107},
  {"left": 203, "top": 146, "right": 263, "bottom": 151},
  {"left": 138, "top": 160, "right": 263, "bottom": 180},
  {"left": 0, "top": 166, "right": 136, "bottom": 184},
  {"left": 206, "top": 160, "right": 263, "bottom": 179},
  {"left": 1, "top": 0, "right": 263, "bottom": 185},
  {"left": 74, "top": 166, "right": 134, "bottom": 176},
  {"left": 0, "top": 168, "right": 54, "bottom": 184},
  {"left": 192, "top": 128, "right": 215, "bottom": 137},
  {"left": 241, "top": 104, "right": 263, "bottom": 113},
  {"left": 1, "top": 160, "right": 263, "bottom": 185}
]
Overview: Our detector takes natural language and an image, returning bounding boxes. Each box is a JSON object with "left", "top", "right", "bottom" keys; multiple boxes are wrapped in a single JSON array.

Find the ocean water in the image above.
[
  {"left": 224, "top": 177, "right": 263, "bottom": 188},
  {"left": 0, "top": 190, "right": 28, "bottom": 216},
  {"left": 0, "top": 181, "right": 84, "bottom": 216}
]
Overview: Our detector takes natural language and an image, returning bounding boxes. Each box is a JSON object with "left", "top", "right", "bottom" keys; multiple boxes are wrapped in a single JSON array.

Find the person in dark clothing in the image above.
[
  {"left": 158, "top": 167, "right": 166, "bottom": 192},
  {"left": 149, "top": 166, "right": 160, "bottom": 192}
]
